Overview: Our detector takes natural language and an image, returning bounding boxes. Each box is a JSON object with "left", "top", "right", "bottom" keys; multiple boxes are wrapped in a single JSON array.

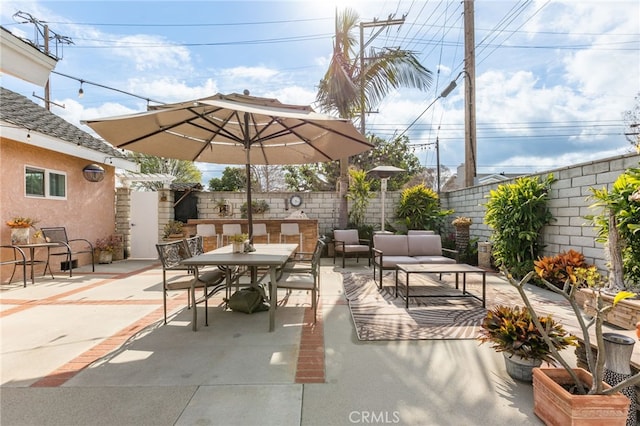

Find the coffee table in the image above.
[{"left": 395, "top": 263, "right": 486, "bottom": 308}]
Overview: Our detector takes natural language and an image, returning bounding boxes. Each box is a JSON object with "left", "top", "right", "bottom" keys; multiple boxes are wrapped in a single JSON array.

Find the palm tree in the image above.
[{"left": 316, "top": 8, "right": 433, "bottom": 228}]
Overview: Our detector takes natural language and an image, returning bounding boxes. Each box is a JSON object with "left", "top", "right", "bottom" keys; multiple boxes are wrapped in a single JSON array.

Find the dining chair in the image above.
[
  {"left": 41, "top": 227, "right": 95, "bottom": 277},
  {"left": 281, "top": 237, "right": 326, "bottom": 274},
  {"left": 272, "top": 238, "right": 325, "bottom": 323},
  {"left": 279, "top": 222, "right": 302, "bottom": 249},
  {"left": 155, "top": 239, "right": 226, "bottom": 325},
  {"left": 253, "top": 223, "right": 270, "bottom": 244},
  {"left": 196, "top": 224, "right": 219, "bottom": 250},
  {"left": 221, "top": 223, "right": 243, "bottom": 245}
]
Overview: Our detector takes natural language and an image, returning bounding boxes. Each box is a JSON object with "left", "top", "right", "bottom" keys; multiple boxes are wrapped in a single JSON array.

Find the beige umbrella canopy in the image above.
[{"left": 82, "top": 92, "right": 372, "bottom": 240}]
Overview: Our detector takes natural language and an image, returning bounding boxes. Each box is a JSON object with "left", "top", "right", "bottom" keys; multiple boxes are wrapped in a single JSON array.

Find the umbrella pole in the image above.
[
  {"left": 246, "top": 160, "right": 253, "bottom": 241},
  {"left": 244, "top": 112, "right": 254, "bottom": 249}
]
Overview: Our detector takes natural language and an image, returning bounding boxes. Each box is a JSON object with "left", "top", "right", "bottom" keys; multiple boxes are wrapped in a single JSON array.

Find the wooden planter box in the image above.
[
  {"left": 575, "top": 288, "right": 640, "bottom": 330},
  {"left": 533, "top": 367, "right": 630, "bottom": 426}
]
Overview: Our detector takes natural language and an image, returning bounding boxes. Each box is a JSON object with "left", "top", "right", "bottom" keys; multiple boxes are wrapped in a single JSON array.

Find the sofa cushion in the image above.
[
  {"left": 413, "top": 255, "right": 456, "bottom": 264},
  {"left": 408, "top": 235, "right": 443, "bottom": 257},
  {"left": 380, "top": 256, "right": 419, "bottom": 268},
  {"left": 373, "top": 235, "right": 409, "bottom": 256},
  {"left": 407, "top": 230, "right": 435, "bottom": 235},
  {"left": 337, "top": 244, "right": 370, "bottom": 253}
]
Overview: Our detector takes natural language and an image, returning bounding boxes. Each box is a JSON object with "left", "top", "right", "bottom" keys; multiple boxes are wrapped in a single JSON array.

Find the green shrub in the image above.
[
  {"left": 587, "top": 166, "right": 640, "bottom": 289},
  {"left": 484, "top": 174, "right": 555, "bottom": 278},
  {"left": 395, "top": 184, "right": 453, "bottom": 233}
]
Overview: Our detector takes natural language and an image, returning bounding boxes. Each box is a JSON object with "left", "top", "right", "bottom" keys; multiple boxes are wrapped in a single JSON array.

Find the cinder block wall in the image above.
[
  {"left": 193, "top": 190, "right": 402, "bottom": 238},
  {"left": 123, "top": 152, "right": 638, "bottom": 268},
  {"left": 440, "top": 153, "right": 639, "bottom": 271}
]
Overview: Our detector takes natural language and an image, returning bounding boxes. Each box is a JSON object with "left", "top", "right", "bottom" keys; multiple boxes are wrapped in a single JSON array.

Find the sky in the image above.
[{"left": 1, "top": 0, "right": 639, "bottom": 184}]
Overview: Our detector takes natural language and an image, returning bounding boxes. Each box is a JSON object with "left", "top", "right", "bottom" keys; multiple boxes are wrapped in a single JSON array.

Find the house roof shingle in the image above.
[{"left": 0, "top": 86, "right": 126, "bottom": 159}]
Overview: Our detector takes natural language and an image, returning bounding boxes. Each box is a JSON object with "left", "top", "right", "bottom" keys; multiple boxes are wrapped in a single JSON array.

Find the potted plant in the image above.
[
  {"left": 478, "top": 305, "right": 578, "bottom": 382},
  {"left": 240, "top": 200, "right": 269, "bottom": 218},
  {"left": 6, "top": 216, "right": 38, "bottom": 244},
  {"left": 216, "top": 199, "right": 230, "bottom": 217},
  {"left": 95, "top": 235, "right": 122, "bottom": 264},
  {"left": 506, "top": 267, "right": 640, "bottom": 425},
  {"left": 452, "top": 216, "right": 472, "bottom": 255},
  {"left": 163, "top": 220, "right": 183, "bottom": 239},
  {"left": 229, "top": 233, "right": 248, "bottom": 253}
]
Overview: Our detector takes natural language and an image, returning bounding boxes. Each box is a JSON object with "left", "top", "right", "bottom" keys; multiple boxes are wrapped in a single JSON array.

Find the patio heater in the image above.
[{"left": 368, "top": 166, "right": 405, "bottom": 233}]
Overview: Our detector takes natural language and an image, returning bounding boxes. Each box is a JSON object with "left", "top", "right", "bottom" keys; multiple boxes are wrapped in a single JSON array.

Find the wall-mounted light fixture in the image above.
[{"left": 83, "top": 164, "right": 105, "bottom": 182}]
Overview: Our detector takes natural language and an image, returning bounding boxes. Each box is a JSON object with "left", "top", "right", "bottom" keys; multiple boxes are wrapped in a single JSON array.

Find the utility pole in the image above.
[
  {"left": 44, "top": 25, "right": 50, "bottom": 111},
  {"left": 337, "top": 15, "right": 405, "bottom": 228},
  {"left": 464, "top": 0, "right": 477, "bottom": 187}
]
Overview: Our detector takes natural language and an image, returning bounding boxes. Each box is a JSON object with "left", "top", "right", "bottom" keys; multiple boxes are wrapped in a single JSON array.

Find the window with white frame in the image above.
[{"left": 25, "top": 166, "right": 66, "bottom": 199}]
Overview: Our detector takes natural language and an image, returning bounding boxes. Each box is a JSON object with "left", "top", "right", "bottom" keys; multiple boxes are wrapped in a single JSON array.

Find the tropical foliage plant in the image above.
[
  {"left": 507, "top": 268, "right": 640, "bottom": 395},
  {"left": 478, "top": 305, "right": 577, "bottom": 363},
  {"left": 395, "top": 184, "right": 452, "bottom": 233},
  {"left": 533, "top": 249, "right": 590, "bottom": 289},
  {"left": 346, "top": 169, "right": 374, "bottom": 227},
  {"left": 484, "top": 174, "right": 555, "bottom": 278}
]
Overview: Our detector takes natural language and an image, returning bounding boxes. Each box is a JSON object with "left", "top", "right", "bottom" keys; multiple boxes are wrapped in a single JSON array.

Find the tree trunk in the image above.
[
  {"left": 607, "top": 209, "right": 625, "bottom": 293},
  {"left": 338, "top": 158, "right": 349, "bottom": 228}
]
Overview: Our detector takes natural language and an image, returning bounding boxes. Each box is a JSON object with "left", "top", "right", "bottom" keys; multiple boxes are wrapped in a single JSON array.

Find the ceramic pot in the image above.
[
  {"left": 10, "top": 227, "right": 30, "bottom": 244},
  {"left": 503, "top": 353, "right": 541, "bottom": 382},
  {"left": 98, "top": 250, "right": 113, "bottom": 264},
  {"left": 232, "top": 242, "right": 244, "bottom": 253}
]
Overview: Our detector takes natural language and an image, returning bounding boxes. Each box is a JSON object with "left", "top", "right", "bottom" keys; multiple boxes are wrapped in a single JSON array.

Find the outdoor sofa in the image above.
[{"left": 372, "top": 234, "right": 457, "bottom": 287}]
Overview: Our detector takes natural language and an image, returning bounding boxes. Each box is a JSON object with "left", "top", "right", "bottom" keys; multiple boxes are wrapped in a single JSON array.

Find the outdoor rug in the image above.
[{"left": 342, "top": 271, "right": 512, "bottom": 341}]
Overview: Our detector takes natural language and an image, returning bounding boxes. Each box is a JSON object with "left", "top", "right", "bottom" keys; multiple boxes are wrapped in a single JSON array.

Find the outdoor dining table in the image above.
[{"left": 181, "top": 243, "right": 298, "bottom": 332}]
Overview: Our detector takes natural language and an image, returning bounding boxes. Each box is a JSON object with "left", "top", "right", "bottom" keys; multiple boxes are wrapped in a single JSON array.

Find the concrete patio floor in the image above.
[{"left": 0, "top": 258, "right": 554, "bottom": 425}]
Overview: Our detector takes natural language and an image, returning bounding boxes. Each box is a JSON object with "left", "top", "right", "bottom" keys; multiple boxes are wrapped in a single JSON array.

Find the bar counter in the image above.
[{"left": 185, "top": 218, "right": 318, "bottom": 253}]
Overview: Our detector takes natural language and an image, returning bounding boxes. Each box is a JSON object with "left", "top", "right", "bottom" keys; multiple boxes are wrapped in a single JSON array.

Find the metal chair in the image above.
[
  {"left": 155, "top": 239, "right": 226, "bottom": 325},
  {"left": 272, "top": 238, "right": 325, "bottom": 323},
  {"left": 40, "top": 227, "right": 94, "bottom": 277},
  {"left": 1, "top": 245, "right": 27, "bottom": 287}
]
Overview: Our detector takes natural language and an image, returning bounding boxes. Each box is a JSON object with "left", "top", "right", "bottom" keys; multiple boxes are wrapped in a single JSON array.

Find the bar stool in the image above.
[
  {"left": 221, "top": 223, "right": 243, "bottom": 245},
  {"left": 280, "top": 222, "right": 302, "bottom": 249},
  {"left": 253, "top": 223, "right": 270, "bottom": 243},
  {"left": 196, "top": 224, "right": 219, "bottom": 250}
]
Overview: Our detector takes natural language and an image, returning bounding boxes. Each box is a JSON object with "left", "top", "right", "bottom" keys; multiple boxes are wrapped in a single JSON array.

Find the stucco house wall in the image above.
[
  {"left": 0, "top": 88, "right": 137, "bottom": 284},
  {"left": 1, "top": 139, "right": 117, "bottom": 277}
]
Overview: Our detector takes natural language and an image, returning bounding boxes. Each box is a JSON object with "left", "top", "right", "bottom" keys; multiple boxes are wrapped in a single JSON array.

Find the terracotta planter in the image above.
[{"left": 533, "top": 367, "right": 630, "bottom": 426}]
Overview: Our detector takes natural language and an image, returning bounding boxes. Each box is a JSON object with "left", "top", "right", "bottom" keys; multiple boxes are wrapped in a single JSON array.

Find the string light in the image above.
[{"left": 78, "top": 81, "right": 84, "bottom": 98}]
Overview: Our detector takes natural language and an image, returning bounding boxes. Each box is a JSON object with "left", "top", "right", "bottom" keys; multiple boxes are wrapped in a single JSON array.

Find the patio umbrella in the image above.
[{"left": 82, "top": 92, "right": 373, "bottom": 241}]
